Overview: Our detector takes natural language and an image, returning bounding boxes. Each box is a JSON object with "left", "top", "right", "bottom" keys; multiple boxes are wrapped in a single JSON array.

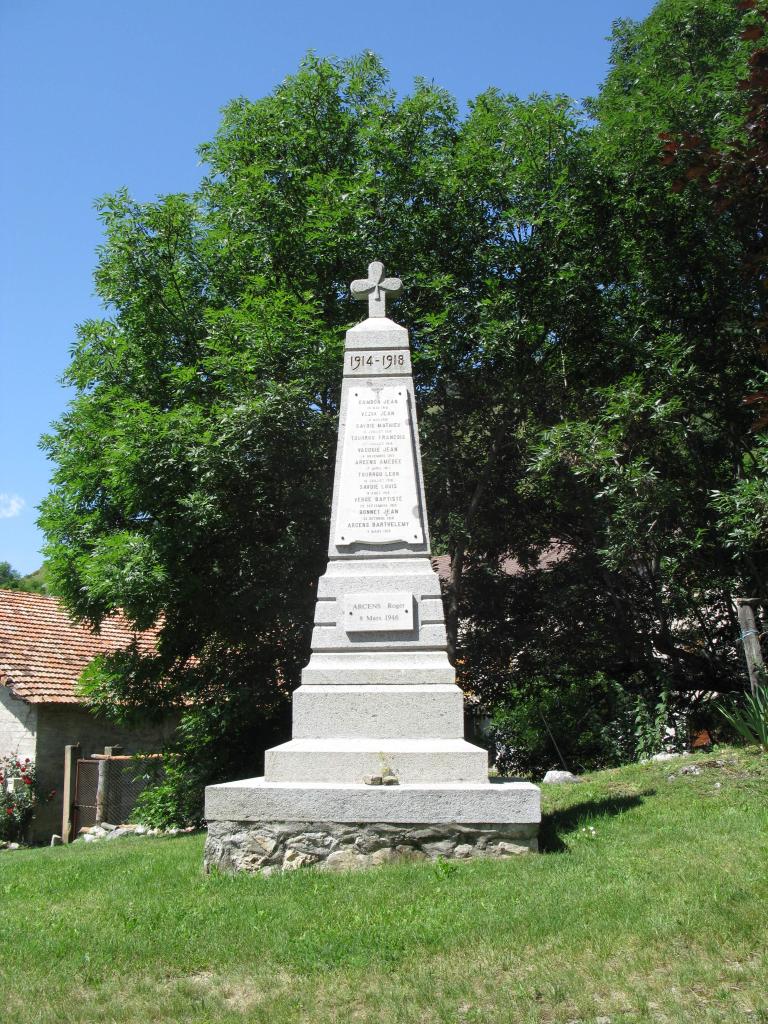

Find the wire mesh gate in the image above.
[
  {"left": 73, "top": 753, "right": 159, "bottom": 834},
  {"left": 73, "top": 758, "right": 99, "bottom": 830}
]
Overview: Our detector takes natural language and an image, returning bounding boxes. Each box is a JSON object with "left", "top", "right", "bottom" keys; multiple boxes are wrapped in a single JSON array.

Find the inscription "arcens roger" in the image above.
[{"left": 343, "top": 591, "right": 415, "bottom": 632}]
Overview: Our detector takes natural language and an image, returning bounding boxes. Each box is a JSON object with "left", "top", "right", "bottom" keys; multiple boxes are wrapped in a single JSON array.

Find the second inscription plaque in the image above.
[{"left": 334, "top": 385, "right": 425, "bottom": 547}]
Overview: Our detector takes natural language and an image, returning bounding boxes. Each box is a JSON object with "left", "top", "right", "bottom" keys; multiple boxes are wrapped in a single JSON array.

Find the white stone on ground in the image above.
[{"left": 542, "top": 770, "right": 583, "bottom": 784}]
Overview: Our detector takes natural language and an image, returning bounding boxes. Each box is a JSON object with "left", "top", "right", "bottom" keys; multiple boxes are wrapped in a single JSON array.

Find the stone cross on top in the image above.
[{"left": 350, "top": 261, "right": 402, "bottom": 318}]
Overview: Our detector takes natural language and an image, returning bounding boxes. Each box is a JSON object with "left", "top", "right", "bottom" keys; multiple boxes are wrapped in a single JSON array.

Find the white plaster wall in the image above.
[
  {"left": 0, "top": 686, "right": 38, "bottom": 763},
  {"left": 31, "top": 705, "right": 179, "bottom": 841}
]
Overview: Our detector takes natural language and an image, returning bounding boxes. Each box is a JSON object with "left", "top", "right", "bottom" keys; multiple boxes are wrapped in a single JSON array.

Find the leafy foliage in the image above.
[
  {"left": 40, "top": 2, "right": 768, "bottom": 806},
  {"left": 0, "top": 562, "right": 21, "bottom": 589},
  {"left": 0, "top": 756, "right": 42, "bottom": 842},
  {"left": 489, "top": 0, "right": 766, "bottom": 768},
  {"left": 129, "top": 751, "right": 202, "bottom": 830},
  {"left": 492, "top": 672, "right": 637, "bottom": 777},
  {"left": 717, "top": 682, "right": 768, "bottom": 750},
  {"left": 659, "top": 0, "right": 768, "bottom": 603}
]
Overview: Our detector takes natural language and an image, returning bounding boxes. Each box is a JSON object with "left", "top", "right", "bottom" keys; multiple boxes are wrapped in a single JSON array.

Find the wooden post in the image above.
[
  {"left": 61, "top": 743, "right": 80, "bottom": 844},
  {"left": 95, "top": 760, "right": 106, "bottom": 825},
  {"left": 94, "top": 746, "right": 123, "bottom": 824},
  {"left": 736, "top": 599, "right": 765, "bottom": 696},
  {"left": 95, "top": 748, "right": 109, "bottom": 825}
]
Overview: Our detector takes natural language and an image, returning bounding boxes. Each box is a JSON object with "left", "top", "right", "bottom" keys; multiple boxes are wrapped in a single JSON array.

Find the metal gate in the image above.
[
  {"left": 73, "top": 758, "right": 100, "bottom": 831},
  {"left": 72, "top": 753, "right": 159, "bottom": 835}
]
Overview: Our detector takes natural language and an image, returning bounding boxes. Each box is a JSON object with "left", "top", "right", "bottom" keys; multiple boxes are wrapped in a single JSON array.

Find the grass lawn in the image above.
[{"left": 1, "top": 747, "right": 766, "bottom": 1024}]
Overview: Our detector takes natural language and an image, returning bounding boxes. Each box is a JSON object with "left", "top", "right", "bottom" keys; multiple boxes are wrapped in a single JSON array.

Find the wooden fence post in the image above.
[
  {"left": 61, "top": 743, "right": 80, "bottom": 844},
  {"left": 95, "top": 750, "right": 108, "bottom": 825},
  {"left": 736, "top": 599, "right": 765, "bottom": 697},
  {"left": 94, "top": 746, "right": 123, "bottom": 824}
]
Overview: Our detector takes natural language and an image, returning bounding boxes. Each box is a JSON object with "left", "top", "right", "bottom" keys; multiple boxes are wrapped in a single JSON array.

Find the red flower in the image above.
[{"left": 6, "top": 807, "right": 13, "bottom": 815}]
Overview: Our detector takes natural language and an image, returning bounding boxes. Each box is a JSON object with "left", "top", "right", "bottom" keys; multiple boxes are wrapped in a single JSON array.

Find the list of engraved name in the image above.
[{"left": 335, "top": 386, "right": 424, "bottom": 545}]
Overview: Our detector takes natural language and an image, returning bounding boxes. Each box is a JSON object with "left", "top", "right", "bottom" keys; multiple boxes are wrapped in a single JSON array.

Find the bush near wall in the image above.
[{"left": 0, "top": 755, "right": 46, "bottom": 843}]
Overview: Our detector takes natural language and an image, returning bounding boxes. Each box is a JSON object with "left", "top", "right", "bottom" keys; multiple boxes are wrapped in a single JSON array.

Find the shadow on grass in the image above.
[{"left": 539, "top": 790, "right": 655, "bottom": 853}]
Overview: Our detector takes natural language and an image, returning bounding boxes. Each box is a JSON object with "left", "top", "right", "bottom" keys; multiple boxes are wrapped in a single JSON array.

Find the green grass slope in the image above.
[{"left": 1, "top": 748, "right": 765, "bottom": 1024}]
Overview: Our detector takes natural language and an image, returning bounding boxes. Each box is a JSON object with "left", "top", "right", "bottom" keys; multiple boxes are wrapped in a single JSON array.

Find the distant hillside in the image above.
[{"left": 0, "top": 562, "right": 50, "bottom": 594}]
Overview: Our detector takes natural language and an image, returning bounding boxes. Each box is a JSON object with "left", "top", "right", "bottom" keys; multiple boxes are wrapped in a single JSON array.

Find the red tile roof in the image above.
[
  {"left": 431, "top": 545, "right": 567, "bottom": 581},
  {"left": 0, "top": 589, "right": 157, "bottom": 704}
]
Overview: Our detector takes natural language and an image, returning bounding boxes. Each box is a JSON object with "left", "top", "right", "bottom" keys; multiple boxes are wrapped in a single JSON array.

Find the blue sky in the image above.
[{"left": 0, "top": 0, "right": 655, "bottom": 574}]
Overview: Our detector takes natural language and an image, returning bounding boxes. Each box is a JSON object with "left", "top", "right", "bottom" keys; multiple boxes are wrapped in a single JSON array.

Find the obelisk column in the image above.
[
  {"left": 264, "top": 262, "right": 486, "bottom": 783},
  {"left": 203, "top": 262, "right": 540, "bottom": 874}
]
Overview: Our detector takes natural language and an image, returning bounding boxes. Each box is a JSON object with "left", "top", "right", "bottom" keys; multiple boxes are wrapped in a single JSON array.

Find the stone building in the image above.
[{"left": 0, "top": 589, "right": 176, "bottom": 841}]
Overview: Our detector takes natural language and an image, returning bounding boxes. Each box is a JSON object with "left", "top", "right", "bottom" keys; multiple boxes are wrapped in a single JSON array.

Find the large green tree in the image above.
[
  {"left": 42, "top": 54, "right": 597, "bottom": 801},
  {"left": 41, "top": 0, "right": 766, "bottom": 800},
  {"left": 483, "top": 0, "right": 767, "bottom": 772},
  {"left": 0, "top": 562, "right": 21, "bottom": 589}
]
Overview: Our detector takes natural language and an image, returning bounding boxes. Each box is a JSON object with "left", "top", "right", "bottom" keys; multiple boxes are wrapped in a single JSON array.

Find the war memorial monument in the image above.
[{"left": 204, "top": 263, "right": 541, "bottom": 872}]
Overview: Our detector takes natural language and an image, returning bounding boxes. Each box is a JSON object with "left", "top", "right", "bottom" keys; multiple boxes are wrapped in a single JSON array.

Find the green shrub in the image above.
[
  {"left": 129, "top": 755, "right": 203, "bottom": 830},
  {"left": 491, "top": 672, "right": 638, "bottom": 778},
  {"left": 0, "top": 755, "right": 41, "bottom": 842},
  {"left": 129, "top": 699, "right": 289, "bottom": 828},
  {"left": 489, "top": 670, "right": 705, "bottom": 776},
  {"left": 717, "top": 684, "right": 768, "bottom": 752},
  {"left": 632, "top": 685, "right": 674, "bottom": 762}
]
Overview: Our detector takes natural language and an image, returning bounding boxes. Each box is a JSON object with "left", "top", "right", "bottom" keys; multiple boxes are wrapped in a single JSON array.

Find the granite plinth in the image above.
[
  {"left": 205, "top": 778, "right": 540, "bottom": 824},
  {"left": 204, "top": 779, "right": 540, "bottom": 874},
  {"left": 300, "top": 650, "right": 456, "bottom": 687}
]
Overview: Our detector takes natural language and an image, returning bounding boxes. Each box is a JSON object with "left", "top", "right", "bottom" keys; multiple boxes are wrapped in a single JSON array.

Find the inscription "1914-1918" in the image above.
[{"left": 345, "top": 350, "right": 412, "bottom": 376}]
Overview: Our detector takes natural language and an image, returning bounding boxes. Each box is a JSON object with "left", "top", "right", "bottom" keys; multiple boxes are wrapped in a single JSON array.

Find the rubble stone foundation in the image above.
[{"left": 204, "top": 820, "right": 538, "bottom": 874}]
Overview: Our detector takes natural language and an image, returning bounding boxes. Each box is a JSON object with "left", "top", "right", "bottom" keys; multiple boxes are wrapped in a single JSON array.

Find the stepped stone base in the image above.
[
  {"left": 264, "top": 737, "right": 489, "bottom": 784},
  {"left": 204, "top": 778, "right": 540, "bottom": 874},
  {"left": 204, "top": 819, "right": 539, "bottom": 875}
]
